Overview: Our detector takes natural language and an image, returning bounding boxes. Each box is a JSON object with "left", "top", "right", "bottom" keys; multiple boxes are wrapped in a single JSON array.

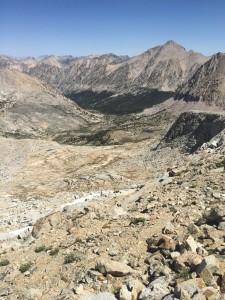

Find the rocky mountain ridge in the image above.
[
  {"left": 2, "top": 42, "right": 225, "bottom": 115},
  {"left": 0, "top": 41, "right": 210, "bottom": 113},
  {"left": 0, "top": 41, "right": 207, "bottom": 91},
  {"left": 176, "top": 52, "right": 225, "bottom": 108}
]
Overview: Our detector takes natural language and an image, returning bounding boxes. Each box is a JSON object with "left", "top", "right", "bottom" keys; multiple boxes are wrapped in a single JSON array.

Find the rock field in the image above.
[{"left": 0, "top": 111, "right": 225, "bottom": 299}]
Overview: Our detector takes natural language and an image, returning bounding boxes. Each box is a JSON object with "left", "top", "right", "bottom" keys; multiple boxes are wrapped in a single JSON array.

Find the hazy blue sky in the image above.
[{"left": 1, "top": 0, "right": 225, "bottom": 57}]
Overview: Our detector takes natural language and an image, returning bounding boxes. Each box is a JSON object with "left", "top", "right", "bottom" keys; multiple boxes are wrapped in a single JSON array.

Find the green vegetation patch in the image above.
[
  {"left": 179, "top": 267, "right": 191, "bottom": 279},
  {"left": 19, "top": 261, "right": 33, "bottom": 273},
  {"left": 64, "top": 251, "right": 84, "bottom": 264},
  {"left": 34, "top": 245, "right": 46, "bottom": 253},
  {"left": 130, "top": 217, "right": 146, "bottom": 225},
  {"left": 0, "top": 259, "right": 10, "bottom": 267},
  {"left": 34, "top": 244, "right": 59, "bottom": 256},
  {"left": 64, "top": 253, "right": 76, "bottom": 264}
]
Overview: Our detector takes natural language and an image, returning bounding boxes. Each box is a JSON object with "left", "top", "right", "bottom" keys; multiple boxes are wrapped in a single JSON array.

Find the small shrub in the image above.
[
  {"left": 64, "top": 251, "right": 84, "bottom": 264},
  {"left": 207, "top": 249, "right": 217, "bottom": 255},
  {"left": 86, "top": 235, "right": 95, "bottom": 242},
  {"left": 49, "top": 247, "right": 59, "bottom": 256},
  {"left": 130, "top": 217, "right": 146, "bottom": 225},
  {"left": 64, "top": 253, "right": 76, "bottom": 264},
  {"left": 19, "top": 261, "right": 33, "bottom": 273},
  {"left": 34, "top": 245, "right": 46, "bottom": 253},
  {"left": 180, "top": 267, "right": 190, "bottom": 279},
  {"left": 0, "top": 259, "right": 10, "bottom": 267},
  {"left": 75, "top": 238, "right": 83, "bottom": 244}
]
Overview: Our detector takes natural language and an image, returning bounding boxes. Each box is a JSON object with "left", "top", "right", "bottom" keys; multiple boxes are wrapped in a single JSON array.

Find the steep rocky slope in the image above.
[
  {"left": 28, "top": 54, "right": 129, "bottom": 93},
  {"left": 159, "top": 111, "right": 225, "bottom": 153},
  {"left": 0, "top": 68, "right": 99, "bottom": 137},
  {"left": 176, "top": 52, "right": 225, "bottom": 108},
  {"left": 102, "top": 41, "right": 207, "bottom": 92}
]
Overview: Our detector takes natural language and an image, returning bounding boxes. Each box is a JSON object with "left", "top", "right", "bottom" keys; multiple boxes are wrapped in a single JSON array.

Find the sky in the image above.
[{"left": 0, "top": 0, "right": 225, "bottom": 57}]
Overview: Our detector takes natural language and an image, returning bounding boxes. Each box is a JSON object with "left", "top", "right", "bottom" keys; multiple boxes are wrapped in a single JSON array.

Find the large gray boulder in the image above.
[
  {"left": 95, "top": 258, "right": 134, "bottom": 277},
  {"left": 139, "top": 276, "right": 171, "bottom": 300}
]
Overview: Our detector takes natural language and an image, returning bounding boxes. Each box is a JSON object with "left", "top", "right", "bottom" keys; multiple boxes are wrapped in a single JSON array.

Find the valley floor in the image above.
[{"left": 0, "top": 135, "right": 156, "bottom": 233}]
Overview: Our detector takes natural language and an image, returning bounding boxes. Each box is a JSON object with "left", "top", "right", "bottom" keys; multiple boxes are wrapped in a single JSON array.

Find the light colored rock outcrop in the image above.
[{"left": 95, "top": 258, "right": 134, "bottom": 277}]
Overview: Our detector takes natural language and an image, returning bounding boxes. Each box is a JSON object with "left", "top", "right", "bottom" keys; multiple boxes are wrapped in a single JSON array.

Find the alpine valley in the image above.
[{"left": 1, "top": 41, "right": 225, "bottom": 300}]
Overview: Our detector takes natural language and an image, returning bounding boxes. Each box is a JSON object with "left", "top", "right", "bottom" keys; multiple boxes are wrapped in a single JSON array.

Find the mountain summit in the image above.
[{"left": 164, "top": 39, "right": 186, "bottom": 49}]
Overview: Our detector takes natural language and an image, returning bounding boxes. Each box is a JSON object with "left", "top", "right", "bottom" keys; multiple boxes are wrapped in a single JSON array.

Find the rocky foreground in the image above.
[{"left": 1, "top": 111, "right": 225, "bottom": 299}]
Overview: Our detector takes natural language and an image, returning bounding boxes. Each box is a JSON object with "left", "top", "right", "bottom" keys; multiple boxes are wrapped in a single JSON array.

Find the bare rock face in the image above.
[
  {"left": 159, "top": 111, "right": 225, "bottom": 153},
  {"left": 176, "top": 52, "right": 225, "bottom": 108}
]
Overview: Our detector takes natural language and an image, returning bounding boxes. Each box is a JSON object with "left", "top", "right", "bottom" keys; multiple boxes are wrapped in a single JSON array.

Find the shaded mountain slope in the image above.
[
  {"left": 175, "top": 52, "right": 225, "bottom": 108},
  {"left": 159, "top": 111, "right": 225, "bottom": 153}
]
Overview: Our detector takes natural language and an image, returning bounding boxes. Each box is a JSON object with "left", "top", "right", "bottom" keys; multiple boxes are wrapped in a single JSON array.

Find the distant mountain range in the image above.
[{"left": 1, "top": 40, "right": 225, "bottom": 114}]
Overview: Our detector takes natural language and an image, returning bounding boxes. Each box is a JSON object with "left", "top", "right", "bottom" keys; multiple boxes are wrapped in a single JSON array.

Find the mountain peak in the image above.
[
  {"left": 165, "top": 39, "right": 177, "bottom": 44},
  {"left": 214, "top": 52, "right": 225, "bottom": 58},
  {"left": 164, "top": 40, "right": 185, "bottom": 49}
]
